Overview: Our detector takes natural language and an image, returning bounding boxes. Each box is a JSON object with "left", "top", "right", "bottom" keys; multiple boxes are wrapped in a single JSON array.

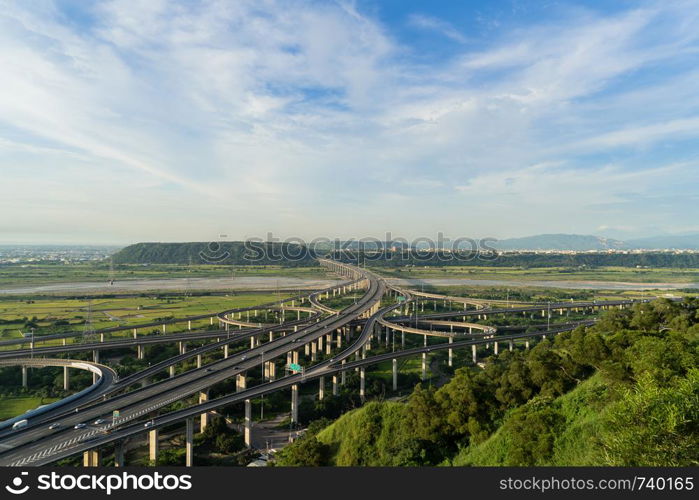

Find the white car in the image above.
[
  {"left": 48, "top": 423, "right": 61, "bottom": 430},
  {"left": 74, "top": 423, "right": 86, "bottom": 429},
  {"left": 144, "top": 421, "right": 155, "bottom": 428}
]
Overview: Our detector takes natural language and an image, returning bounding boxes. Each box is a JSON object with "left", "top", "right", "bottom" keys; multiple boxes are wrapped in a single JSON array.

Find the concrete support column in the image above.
[
  {"left": 100, "top": 333, "right": 105, "bottom": 343},
  {"left": 250, "top": 337, "right": 255, "bottom": 350},
  {"left": 332, "top": 375, "right": 338, "bottom": 396},
  {"left": 149, "top": 429, "right": 159, "bottom": 464},
  {"left": 304, "top": 343, "right": 310, "bottom": 356},
  {"left": 422, "top": 352, "right": 427, "bottom": 381},
  {"left": 341, "top": 360, "right": 346, "bottom": 385},
  {"left": 114, "top": 441, "right": 125, "bottom": 467},
  {"left": 244, "top": 399, "right": 252, "bottom": 448},
  {"left": 291, "top": 384, "right": 299, "bottom": 424},
  {"left": 472, "top": 344, "right": 477, "bottom": 364},
  {"left": 93, "top": 350, "right": 100, "bottom": 363},
  {"left": 509, "top": 340, "right": 514, "bottom": 352},
  {"left": 392, "top": 358, "right": 398, "bottom": 391},
  {"left": 311, "top": 341, "right": 317, "bottom": 361},
  {"left": 188, "top": 320, "right": 192, "bottom": 331},
  {"left": 21, "top": 366, "right": 28, "bottom": 388},
  {"left": 224, "top": 344, "right": 229, "bottom": 359},
  {"left": 326, "top": 334, "right": 332, "bottom": 355},
  {"left": 137, "top": 345, "right": 144, "bottom": 360},
  {"left": 401, "top": 330, "right": 405, "bottom": 349},
  {"left": 525, "top": 340, "right": 530, "bottom": 349},
  {"left": 185, "top": 418, "right": 194, "bottom": 467},
  {"left": 179, "top": 342, "right": 186, "bottom": 355},
  {"left": 236, "top": 373, "right": 246, "bottom": 392},
  {"left": 448, "top": 337, "right": 453, "bottom": 367},
  {"left": 199, "top": 391, "right": 209, "bottom": 433},
  {"left": 196, "top": 354, "right": 202, "bottom": 369},
  {"left": 83, "top": 449, "right": 101, "bottom": 467},
  {"left": 169, "top": 365, "right": 175, "bottom": 378},
  {"left": 162, "top": 324, "right": 166, "bottom": 333},
  {"left": 494, "top": 341, "right": 499, "bottom": 355},
  {"left": 63, "top": 366, "right": 70, "bottom": 391},
  {"left": 318, "top": 376, "right": 325, "bottom": 400},
  {"left": 359, "top": 367, "right": 365, "bottom": 400}
]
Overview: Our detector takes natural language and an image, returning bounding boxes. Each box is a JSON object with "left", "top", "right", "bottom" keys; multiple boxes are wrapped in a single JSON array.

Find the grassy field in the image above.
[
  {"left": 373, "top": 265, "right": 699, "bottom": 284},
  {"left": 0, "top": 396, "right": 59, "bottom": 420},
  {"left": 0, "top": 263, "right": 329, "bottom": 288},
  {"left": 0, "top": 293, "right": 293, "bottom": 346}
]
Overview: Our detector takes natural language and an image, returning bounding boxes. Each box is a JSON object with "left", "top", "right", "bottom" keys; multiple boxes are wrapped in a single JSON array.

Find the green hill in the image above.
[{"left": 111, "top": 242, "right": 319, "bottom": 266}]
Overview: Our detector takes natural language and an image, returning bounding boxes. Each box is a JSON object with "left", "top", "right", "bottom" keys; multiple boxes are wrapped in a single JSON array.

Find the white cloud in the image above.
[{"left": 1, "top": 0, "right": 699, "bottom": 243}]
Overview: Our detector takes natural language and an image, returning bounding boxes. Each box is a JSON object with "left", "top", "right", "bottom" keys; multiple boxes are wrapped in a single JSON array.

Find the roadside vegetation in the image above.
[{"left": 274, "top": 298, "right": 699, "bottom": 466}]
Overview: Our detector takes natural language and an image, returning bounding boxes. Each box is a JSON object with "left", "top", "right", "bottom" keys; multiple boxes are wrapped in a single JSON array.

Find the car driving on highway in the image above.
[
  {"left": 74, "top": 423, "right": 86, "bottom": 429},
  {"left": 48, "top": 423, "right": 61, "bottom": 430}
]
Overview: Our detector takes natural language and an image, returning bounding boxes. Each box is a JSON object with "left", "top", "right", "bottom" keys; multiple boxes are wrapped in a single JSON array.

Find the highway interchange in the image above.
[{"left": 0, "top": 258, "right": 643, "bottom": 466}]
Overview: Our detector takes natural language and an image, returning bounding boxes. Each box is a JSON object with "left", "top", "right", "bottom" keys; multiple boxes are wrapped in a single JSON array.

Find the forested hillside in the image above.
[
  {"left": 274, "top": 299, "right": 699, "bottom": 466},
  {"left": 111, "top": 242, "right": 318, "bottom": 266}
]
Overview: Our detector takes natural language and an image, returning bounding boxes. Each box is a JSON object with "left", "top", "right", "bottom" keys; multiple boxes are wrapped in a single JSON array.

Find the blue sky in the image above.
[{"left": 1, "top": 0, "right": 699, "bottom": 244}]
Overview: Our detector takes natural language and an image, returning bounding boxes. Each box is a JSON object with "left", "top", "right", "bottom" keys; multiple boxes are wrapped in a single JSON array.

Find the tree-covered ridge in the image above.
[
  {"left": 275, "top": 298, "right": 699, "bottom": 466},
  {"left": 111, "top": 242, "right": 318, "bottom": 266}
]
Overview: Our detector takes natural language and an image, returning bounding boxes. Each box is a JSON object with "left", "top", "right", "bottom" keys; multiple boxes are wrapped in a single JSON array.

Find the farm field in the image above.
[{"left": 0, "top": 293, "right": 293, "bottom": 345}]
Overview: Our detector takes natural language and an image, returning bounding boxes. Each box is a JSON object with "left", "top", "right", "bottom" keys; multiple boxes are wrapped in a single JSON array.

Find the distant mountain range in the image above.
[{"left": 492, "top": 233, "right": 699, "bottom": 251}]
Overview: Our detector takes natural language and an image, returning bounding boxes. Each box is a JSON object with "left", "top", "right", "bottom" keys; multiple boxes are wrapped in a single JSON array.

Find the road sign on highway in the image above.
[
  {"left": 112, "top": 410, "right": 120, "bottom": 419},
  {"left": 287, "top": 363, "right": 302, "bottom": 373},
  {"left": 397, "top": 296, "right": 406, "bottom": 302}
]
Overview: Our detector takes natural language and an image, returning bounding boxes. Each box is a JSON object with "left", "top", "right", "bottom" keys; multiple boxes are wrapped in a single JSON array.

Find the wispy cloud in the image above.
[{"left": 1, "top": 0, "right": 699, "bottom": 243}]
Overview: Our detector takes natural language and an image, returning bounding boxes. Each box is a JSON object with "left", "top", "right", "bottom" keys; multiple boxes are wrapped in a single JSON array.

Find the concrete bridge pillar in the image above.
[
  {"left": 472, "top": 344, "right": 477, "bottom": 364},
  {"left": 341, "top": 360, "right": 346, "bottom": 385},
  {"left": 311, "top": 341, "right": 317, "bottom": 361},
  {"left": 336, "top": 330, "right": 342, "bottom": 348},
  {"left": 137, "top": 345, "right": 144, "bottom": 360},
  {"left": 291, "top": 384, "right": 299, "bottom": 424},
  {"left": 359, "top": 367, "right": 365, "bottom": 401},
  {"left": 63, "top": 366, "right": 70, "bottom": 391},
  {"left": 185, "top": 418, "right": 194, "bottom": 467},
  {"left": 525, "top": 339, "right": 530, "bottom": 349},
  {"left": 422, "top": 352, "right": 427, "bottom": 381},
  {"left": 93, "top": 350, "right": 100, "bottom": 363},
  {"left": 326, "top": 334, "right": 332, "bottom": 355},
  {"left": 21, "top": 366, "right": 28, "bottom": 388},
  {"left": 199, "top": 391, "right": 209, "bottom": 432},
  {"left": 332, "top": 375, "right": 338, "bottom": 396},
  {"left": 318, "top": 376, "right": 325, "bottom": 400},
  {"left": 494, "top": 341, "right": 499, "bottom": 355},
  {"left": 244, "top": 399, "right": 252, "bottom": 448},
  {"left": 224, "top": 344, "right": 229, "bottom": 358},
  {"left": 169, "top": 365, "right": 175, "bottom": 378},
  {"left": 83, "top": 449, "right": 101, "bottom": 467},
  {"left": 188, "top": 320, "right": 192, "bottom": 330},
  {"left": 100, "top": 333, "right": 105, "bottom": 343},
  {"left": 236, "top": 373, "right": 246, "bottom": 392},
  {"left": 250, "top": 337, "right": 255, "bottom": 350},
  {"left": 133, "top": 328, "right": 137, "bottom": 339},
  {"left": 196, "top": 354, "right": 202, "bottom": 369},
  {"left": 509, "top": 340, "right": 514, "bottom": 352},
  {"left": 114, "top": 441, "right": 125, "bottom": 467},
  {"left": 448, "top": 337, "right": 453, "bottom": 367},
  {"left": 392, "top": 358, "right": 398, "bottom": 391},
  {"left": 304, "top": 343, "right": 310, "bottom": 356},
  {"left": 401, "top": 330, "right": 405, "bottom": 349},
  {"left": 162, "top": 324, "right": 166, "bottom": 333},
  {"left": 149, "top": 429, "right": 159, "bottom": 463},
  {"left": 179, "top": 342, "right": 186, "bottom": 355}
]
